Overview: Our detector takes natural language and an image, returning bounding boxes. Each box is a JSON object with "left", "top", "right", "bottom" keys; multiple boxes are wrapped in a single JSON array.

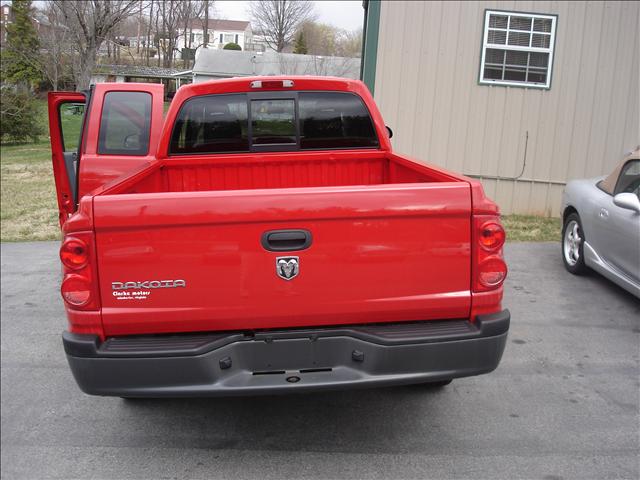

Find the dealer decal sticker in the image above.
[{"left": 111, "top": 280, "right": 186, "bottom": 301}]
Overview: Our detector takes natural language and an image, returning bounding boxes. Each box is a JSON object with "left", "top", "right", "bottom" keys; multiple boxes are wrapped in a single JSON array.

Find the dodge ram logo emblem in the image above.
[{"left": 276, "top": 256, "right": 299, "bottom": 280}]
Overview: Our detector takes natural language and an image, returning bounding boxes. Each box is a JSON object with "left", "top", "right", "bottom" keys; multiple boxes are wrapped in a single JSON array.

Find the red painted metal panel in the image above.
[
  {"left": 93, "top": 182, "right": 472, "bottom": 336},
  {"left": 77, "top": 83, "right": 165, "bottom": 199},
  {"left": 47, "top": 91, "right": 86, "bottom": 224},
  {"left": 52, "top": 77, "right": 507, "bottom": 339}
]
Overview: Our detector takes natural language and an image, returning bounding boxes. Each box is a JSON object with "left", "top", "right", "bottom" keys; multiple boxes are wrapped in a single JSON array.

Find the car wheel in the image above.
[{"left": 562, "top": 212, "right": 587, "bottom": 275}]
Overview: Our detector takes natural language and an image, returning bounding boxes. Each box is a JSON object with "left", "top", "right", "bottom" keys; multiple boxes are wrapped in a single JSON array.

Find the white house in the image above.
[{"left": 176, "top": 19, "right": 254, "bottom": 55}]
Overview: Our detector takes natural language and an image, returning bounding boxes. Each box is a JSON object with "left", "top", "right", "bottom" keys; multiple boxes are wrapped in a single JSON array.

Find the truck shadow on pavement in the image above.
[{"left": 115, "top": 383, "right": 456, "bottom": 454}]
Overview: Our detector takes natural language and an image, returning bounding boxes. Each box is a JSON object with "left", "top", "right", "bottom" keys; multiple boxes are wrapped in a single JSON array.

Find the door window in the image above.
[
  {"left": 59, "top": 102, "right": 85, "bottom": 152},
  {"left": 97, "top": 91, "right": 152, "bottom": 155},
  {"left": 614, "top": 160, "right": 640, "bottom": 197}
]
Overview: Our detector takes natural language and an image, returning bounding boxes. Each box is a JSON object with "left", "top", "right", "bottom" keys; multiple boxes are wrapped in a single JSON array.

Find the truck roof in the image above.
[
  {"left": 159, "top": 75, "right": 389, "bottom": 158},
  {"left": 173, "top": 76, "right": 372, "bottom": 102}
]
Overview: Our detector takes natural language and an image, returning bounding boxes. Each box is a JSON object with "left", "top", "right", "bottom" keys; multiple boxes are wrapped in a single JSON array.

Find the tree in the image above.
[
  {"left": 223, "top": 42, "right": 242, "bottom": 51},
  {"left": 156, "top": 0, "right": 182, "bottom": 68},
  {"left": 250, "top": 0, "right": 314, "bottom": 52},
  {"left": 37, "top": 2, "right": 73, "bottom": 90},
  {"left": 53, "top": 0, "right": 138, "bottom": 90},
  {"left": 0, "top": 88, "right": 44, "bottom": 143},
  {"left": 293, "top": 31, "right": 307, "bottom": 54},
  {"left": 178, "top": 0, "right": 205, "bottom": 68},
  {"left": 203, "top": 0, "right": 209, "bottom": 48},
  {"left": 335, "top": 28, "right": 362, "bottom": 58},
  {"left": 296, "top": 21, "right": 337, "bottom": 56},
  {"left": 1, "top": 0, "right": 41, "bottom": 88},
  {"left": 294, "top": 22, "right": 361, "bottom": 58}
]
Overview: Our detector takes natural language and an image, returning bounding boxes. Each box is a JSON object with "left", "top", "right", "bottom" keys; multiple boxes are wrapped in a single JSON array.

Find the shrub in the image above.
[
  {"left": 223, "top": 42, "right": 242, "bottom": 51},
  {"left": 0, "top": 87, "right": 45, "bottom": 143}
]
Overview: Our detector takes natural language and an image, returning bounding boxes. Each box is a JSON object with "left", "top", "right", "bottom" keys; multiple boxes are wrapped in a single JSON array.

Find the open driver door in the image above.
[{"left": 48, "top": 91, "right": 86, "bottom": 226}]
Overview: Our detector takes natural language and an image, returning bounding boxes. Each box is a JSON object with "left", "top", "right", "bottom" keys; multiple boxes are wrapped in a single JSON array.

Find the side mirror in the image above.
[
  {"left": 123, "top": 133, "right": 141, "bottom": 150},
  {"left": 386, "top": 125, "right": 393, "bottom": 139},
  {"left": 613, "top": 192, "right": 640, "bottom": 213}
]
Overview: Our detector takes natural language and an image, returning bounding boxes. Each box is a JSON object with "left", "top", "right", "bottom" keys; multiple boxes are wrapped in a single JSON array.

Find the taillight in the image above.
[
  {"left": 61, "top": 274, "right": 92, "bottom": 306},
  {"left": 59, "top": 232, "right": 100, "bottom": 311},
  {"left": 479, "top": 222, "right": 505, "bottom": 251},
  {"left": 60, "top": 237, "right": 89, "bottom": 269},
  {"left": 473, "top": 215, "right": 508, "bottom": 293},
  {"left": 478, "top": 256, "right": 507, "bottom": 288}
]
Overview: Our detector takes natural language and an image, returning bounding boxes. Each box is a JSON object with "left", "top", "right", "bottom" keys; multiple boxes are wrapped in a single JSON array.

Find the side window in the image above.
[
  {"left": 98, "top": 91, "right": 151, "bottom": 155},
  {"left": 59, "top": 102, "right": 85, "bottom": 152},
  {"left": 614, "top": 160, "right": 640, "bottom": 198},
  {"left": 299, "top": 92, "right": 378, "bottom": 150},
  {"left": 250, "top": 99, "right": 296, "bottom": 146},
  {"left": 170, "top": 94, "right": 248, "bottom": 154}
]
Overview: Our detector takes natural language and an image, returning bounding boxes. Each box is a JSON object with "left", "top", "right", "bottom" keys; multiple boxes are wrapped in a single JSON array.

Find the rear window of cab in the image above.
[{"left": 169, "top": 91, "right": 379, "bottom": 155}]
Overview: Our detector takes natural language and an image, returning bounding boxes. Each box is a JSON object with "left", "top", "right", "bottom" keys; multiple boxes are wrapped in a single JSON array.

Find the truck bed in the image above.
[
  {"left": 106, "top": 151, "right": 460, "bottom": 195},
  {"left": 91, "top": 152, "right": 473, "bottom": 337}
]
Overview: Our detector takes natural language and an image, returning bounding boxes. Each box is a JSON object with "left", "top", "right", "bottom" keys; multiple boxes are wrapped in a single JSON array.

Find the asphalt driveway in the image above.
[{"left": 1, "top": 241, "right": 638, "bottom": 479}]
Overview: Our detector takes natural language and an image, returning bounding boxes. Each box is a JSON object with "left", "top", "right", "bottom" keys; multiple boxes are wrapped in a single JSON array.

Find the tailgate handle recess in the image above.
[{"left": 262, "top": 229, "right": 312, "bottom": 252}]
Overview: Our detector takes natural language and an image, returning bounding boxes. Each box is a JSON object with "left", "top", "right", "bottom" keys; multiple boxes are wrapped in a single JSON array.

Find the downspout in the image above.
[{"left": 360, "top": 0, "right": 381, "bottom": 95}]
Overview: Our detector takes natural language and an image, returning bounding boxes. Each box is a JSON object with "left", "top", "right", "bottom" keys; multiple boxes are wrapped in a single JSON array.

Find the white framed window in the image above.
[{"left": 479, "top": 10, "right": 557, "bottom": 89}]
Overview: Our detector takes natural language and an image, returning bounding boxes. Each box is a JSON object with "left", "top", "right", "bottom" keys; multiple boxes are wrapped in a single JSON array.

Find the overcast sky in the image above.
[{"left": 215, "top": 1, "right": 365, "bottom": 31}]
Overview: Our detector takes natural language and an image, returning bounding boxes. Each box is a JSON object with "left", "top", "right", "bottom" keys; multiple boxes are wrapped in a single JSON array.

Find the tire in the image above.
[{"left": 562, "top": 212, "right": 588, "bottom": 275}]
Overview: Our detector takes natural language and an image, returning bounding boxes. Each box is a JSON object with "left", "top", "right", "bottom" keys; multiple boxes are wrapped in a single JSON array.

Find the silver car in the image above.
[{"left": 561, "top": 148, "right": 640, "bottom": 298}]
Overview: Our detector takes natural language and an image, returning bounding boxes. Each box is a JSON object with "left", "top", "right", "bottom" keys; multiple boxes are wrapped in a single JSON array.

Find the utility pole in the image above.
[
  {"left": 136, "top": 0, "right": 142, "bottom": 54},
  {"left": 146, "top": 0, "right": 154, "bottom": 65},
  {"left": 203, "top": 0, "right": 209, "bottom": 48}
]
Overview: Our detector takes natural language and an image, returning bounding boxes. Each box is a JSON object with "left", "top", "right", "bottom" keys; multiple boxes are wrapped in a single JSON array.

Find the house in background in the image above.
[
  {"left": 360, "top": 1, "right": 639, "bottom": 216},
  {"left": 90, "top": 64, "right": 192, "bottom": 99},
  {"left": 190, "top": 48, "right": 361, "bottom": 82},
  {"left": 176, "top": 19, "right": 254, "bottom": 57}
]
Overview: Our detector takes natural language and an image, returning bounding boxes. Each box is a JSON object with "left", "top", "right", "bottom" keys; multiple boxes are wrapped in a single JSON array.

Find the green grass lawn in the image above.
[
  {"left": 1, "top": 99, "right": 85, "bottom": 242},
  {"left": 502, "top": 214, "right": 561, "bottom": 242},
  {"left": 1, "top": 99, "right": 561, "bottom": 242},
  {"left": 1, "top": 139, "right": 60, "bottom": 242}
]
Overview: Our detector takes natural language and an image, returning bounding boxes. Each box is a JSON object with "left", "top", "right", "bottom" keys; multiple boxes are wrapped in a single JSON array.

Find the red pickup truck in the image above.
[{"left": 49, "top": 77, "right": 509, "bottom": 397}]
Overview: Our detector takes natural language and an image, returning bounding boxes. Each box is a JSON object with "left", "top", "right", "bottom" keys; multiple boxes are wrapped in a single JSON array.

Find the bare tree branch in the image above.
[
  {"left": 250, "top": 0, "right": 314, "bottom": 52},
  {"left": 53, "top": 0, "right": 138, "bottom": 90}
]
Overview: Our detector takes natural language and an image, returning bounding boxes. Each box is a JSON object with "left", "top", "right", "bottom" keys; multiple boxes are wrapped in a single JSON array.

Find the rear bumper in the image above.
[{"left": 63, "top": 310, "right": 510, "bottom": 397}]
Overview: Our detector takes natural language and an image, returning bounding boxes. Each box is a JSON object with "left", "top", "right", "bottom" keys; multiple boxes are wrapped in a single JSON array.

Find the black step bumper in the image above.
[{"left": 63, "top": 310, "right": 510, "bottom": 397}]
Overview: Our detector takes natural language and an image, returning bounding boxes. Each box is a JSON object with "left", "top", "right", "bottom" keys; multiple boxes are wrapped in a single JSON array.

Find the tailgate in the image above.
[{"left": 93, "top": 183, "right": 471, "bottom": 336}]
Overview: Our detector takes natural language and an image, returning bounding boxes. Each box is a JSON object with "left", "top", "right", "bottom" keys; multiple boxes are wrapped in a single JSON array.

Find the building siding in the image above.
[{"left": 373, "top": 1, "right": 639, "bottom": 216}]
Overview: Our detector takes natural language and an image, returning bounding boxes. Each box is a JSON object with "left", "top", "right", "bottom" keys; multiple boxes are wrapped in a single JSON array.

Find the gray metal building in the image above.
[
  {"left": 191, "top": 49, "right": 361, "bottom": 82},
  {"left": 361, "top": 1, "right": 639, "bottom": 216}
]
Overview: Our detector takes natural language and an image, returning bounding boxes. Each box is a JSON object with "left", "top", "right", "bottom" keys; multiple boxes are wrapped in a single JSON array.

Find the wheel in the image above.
[{"left": 562, "top": 212, "right": 587, "bottom": 275}]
